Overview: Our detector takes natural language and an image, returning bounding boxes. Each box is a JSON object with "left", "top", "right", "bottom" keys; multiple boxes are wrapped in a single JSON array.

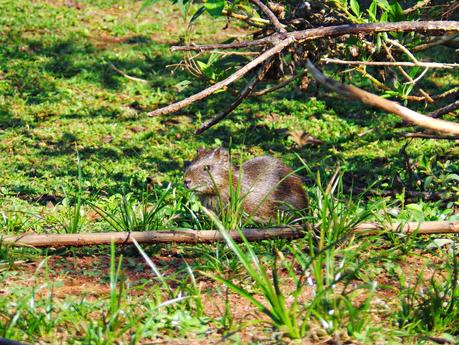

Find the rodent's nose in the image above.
[{"left": 184, "top": 179, "right": 192, "bottom": 188}]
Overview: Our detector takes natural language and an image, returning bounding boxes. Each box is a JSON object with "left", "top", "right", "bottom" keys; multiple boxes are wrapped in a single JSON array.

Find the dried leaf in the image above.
[{"left": 288, "top": 130, "right": 323, "bottom": 147}]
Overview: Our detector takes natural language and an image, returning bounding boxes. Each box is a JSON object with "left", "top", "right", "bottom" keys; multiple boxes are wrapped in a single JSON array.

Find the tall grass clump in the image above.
[
  {"left": 202, "top": 163, "right": 379, "bottom": 340},
  {"left": 57, "top": 153, "right": 85, "bottom": 234},
  {"left": 397, "top": 246, "right": 459, "bottom": 335},
  {"left": 92, "top": 183, "right": 178, "bottom": 232}
]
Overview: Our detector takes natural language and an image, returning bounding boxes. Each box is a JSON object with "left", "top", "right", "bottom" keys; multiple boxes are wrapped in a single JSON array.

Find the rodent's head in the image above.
[{"left": 184, "top": 147, "right": 230, "bottom": 195}]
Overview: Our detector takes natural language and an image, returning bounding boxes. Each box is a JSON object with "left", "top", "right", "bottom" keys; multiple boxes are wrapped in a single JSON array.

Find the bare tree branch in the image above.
[
  {"left": 322, "top": 58, "right": 458, "bottom": 69},
  {"left": 172, "top": 21, "right": 459, "bottom": 52},
  {"left": 428, "top": 100, "right": 459, "bottom": 118},
  {"left": 148, "top": 38, "right": 293, "bottom": 117},
  {"left": 153, "top": 21, "right": 459, "bottom": 117},
  {"left": 195, "top": 59, "right": 274, "bottom": 134},
  {"left": 306, "top": 60, "right": 459, "bottom": 135},
  {"left": 251, "top": 0, "right": 286, "bottom": 33}
]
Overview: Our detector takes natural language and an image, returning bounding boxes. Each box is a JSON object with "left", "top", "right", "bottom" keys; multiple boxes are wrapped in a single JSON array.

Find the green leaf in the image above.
[
  {"left": 376, "top": 0, "right": 391, "bottom": 12},
  {"left": 367, "top": 1, "right": 377, "bottom": 21},
  {"left": 189, "top": 6, "right": 206, "bottom": 24},
  {"left": 350, "top": 0, "right": 360, "bottom": 16},
  {"left": 389, "top": 1, "right": 405, "bottom": 20},
  {"left": 205, "top": 0, "right": 225, "bottom": 17}
]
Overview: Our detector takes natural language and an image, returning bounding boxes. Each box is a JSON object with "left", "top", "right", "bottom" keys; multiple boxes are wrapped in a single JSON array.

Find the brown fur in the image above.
[{"left": 184, "top": 148, "right": 307, "bottom": 222}]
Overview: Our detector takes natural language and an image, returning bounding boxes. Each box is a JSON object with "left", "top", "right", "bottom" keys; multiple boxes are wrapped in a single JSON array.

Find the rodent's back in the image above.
[{"left": 240, "top": 156, "right": 307, "bottom": 220}]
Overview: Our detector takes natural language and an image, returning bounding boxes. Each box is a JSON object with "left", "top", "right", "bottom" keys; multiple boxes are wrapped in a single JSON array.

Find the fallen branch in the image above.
[
  {"left": 148, "top": 38, "right": 293, "bottom": 117},
  {"left": 195, "top": 59, "right": 274, "bottom": 134},
  {"left": 306, "top": 60, "right": 459, "bottom": 135},
  {"left": 322, "top": 58, "right": 458, "bottom": 69},
  {"left": 2, "top": 221, "right": 459, "bottom": 248},
  {"left": 153, "top": 21, "right": 458, "bottom": 117},
  {"left": 428, "top": 100, "right": 459, "bottom": 118}
]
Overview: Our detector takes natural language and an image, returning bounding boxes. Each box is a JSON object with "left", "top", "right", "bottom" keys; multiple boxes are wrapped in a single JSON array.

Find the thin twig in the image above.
[
  {"left": 109, "top": 63, "right": 148, "bottom": 84},
  {"left": 306, "top": 60, "right": 459, "bottom": 135},
  {"left": 401, "top": 132, "right": 459, "bottom": 140},
  {"left": 195, "top": 59, "right": 274, "bottom": 134},
  {"left": 148, "top": 38, "right": 293, "bottom": 117},
  {"left": 251, "top": 0, "right": 286, "bottom": 33},
  {"left": 413, "top": 33, "right": 459, "bottom": 51},
  {"left": 222, "top": 9, "right": 270, "bottom": 26},
  {"left": 382, "top": 42, "right": 433, "bottom": 102},
  {"left": 321, "top": 58, "right": 458, "bottom": 69},
  {"left": 428, "top": 100, "right": 459, "bottom": 118},
  {"left": 403, "top": 0, "right": 430, "bottom": 14},
  {"left": 433, "top": 87, "right": 459, "bottom": 100},
  {"left": 250, "top": 70, "right": 307, "bottom": 97}
]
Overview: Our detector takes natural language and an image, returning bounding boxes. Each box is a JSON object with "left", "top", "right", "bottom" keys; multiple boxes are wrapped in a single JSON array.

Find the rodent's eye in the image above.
[{"left": 203, "top": 165, "right": 210, "bottom": 172}]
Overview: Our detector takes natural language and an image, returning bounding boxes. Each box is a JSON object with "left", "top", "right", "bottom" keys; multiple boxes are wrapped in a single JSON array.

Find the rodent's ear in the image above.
[{"left": 214, "top": 147, "right": 229, "bottom": 162}]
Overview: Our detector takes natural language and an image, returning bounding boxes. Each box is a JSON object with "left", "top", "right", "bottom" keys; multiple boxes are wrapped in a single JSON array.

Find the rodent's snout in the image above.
[{"left": 184, "top": 178, "right": 192, "bottom": 189}]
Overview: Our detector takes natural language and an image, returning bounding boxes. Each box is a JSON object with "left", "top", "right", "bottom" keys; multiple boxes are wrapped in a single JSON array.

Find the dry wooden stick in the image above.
[
  {"left": 2, "top": 221, "right": 459, "bottom": 248},
  {"left": 322, "top": 58, "right": 458, "bottom": 69},
  {"left": 251, "top": 0, "right": 286, "bottom": 33},
  {"left": 195, "top": 59, "right": 274, "bottom": 134},
  {"left": 306, "top": 60, "right": 459, "bottom": 135}
]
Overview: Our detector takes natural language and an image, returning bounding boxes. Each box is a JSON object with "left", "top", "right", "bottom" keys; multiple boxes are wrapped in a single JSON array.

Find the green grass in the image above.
[{"left": 0, "top": 0, "right": 458, "bottom": 343}]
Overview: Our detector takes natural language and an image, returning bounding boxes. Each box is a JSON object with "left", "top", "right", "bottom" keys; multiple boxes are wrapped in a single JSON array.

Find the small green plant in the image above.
[
  {"left": 57, "top": 154, "right": 85, "bottom": 234},
  {"left": 92, "top": 184, "right": 175, "bottom": 232},
  {"left": 397, "top": 248, "right": 459, "bottom": 335}
]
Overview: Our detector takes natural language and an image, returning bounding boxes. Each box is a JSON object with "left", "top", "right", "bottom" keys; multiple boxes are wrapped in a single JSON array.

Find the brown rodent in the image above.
[{"left": 184, "top": 147, "right": 307, "bottom": 222}]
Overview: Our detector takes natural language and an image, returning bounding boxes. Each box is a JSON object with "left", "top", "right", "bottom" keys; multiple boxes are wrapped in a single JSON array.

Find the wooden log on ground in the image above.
[{"left": 1, "top": 221, "right": 458, "bottom": 248}]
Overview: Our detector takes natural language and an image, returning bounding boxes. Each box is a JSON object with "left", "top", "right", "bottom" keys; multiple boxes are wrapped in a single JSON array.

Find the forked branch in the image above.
[
  {"left": 306, "top": 60, "right": 459, "bottom": 135},
  {"left": 195, "top": 59, "right": 274, "bottom": 134},
  {"left": 148, "top": 38, "right": 294, "bottom": 117}
]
